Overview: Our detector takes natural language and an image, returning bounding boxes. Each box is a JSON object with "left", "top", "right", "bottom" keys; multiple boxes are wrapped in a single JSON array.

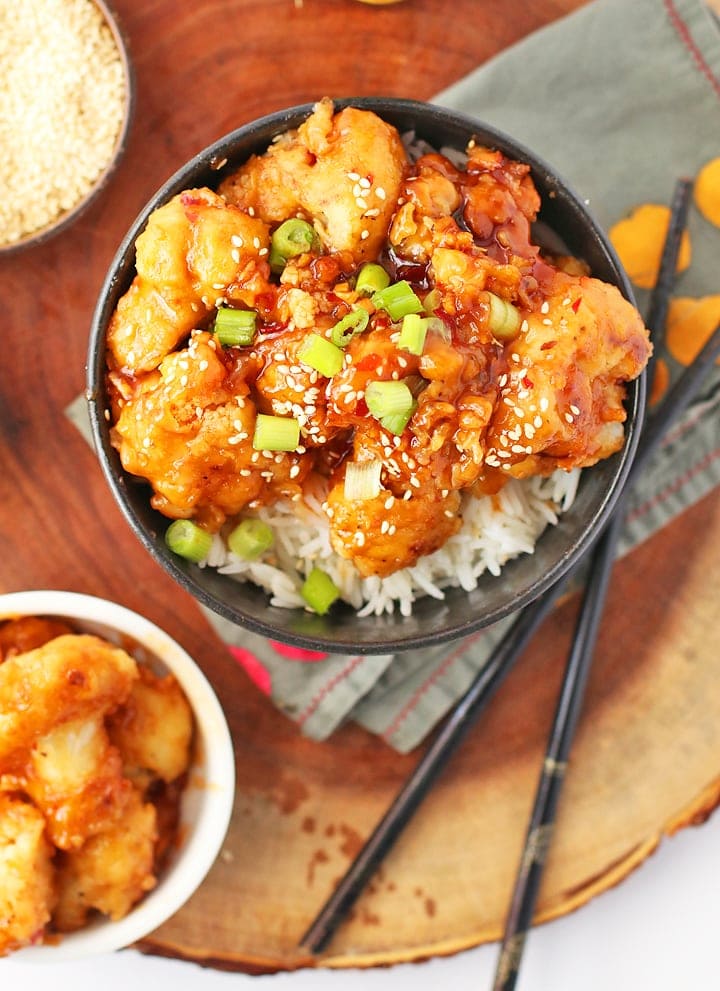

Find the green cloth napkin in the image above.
[{"left": 71, "top": 0, "right": 720, "bottom": 753}]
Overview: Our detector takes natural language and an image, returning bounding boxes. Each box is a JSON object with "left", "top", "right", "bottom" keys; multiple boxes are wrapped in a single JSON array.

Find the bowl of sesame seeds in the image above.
[
  {"left": 0, "top": 0, "right": 133, "bottom": 253},
  {"left": 86, "top": 98, "right": 647, "bottom": 655}
]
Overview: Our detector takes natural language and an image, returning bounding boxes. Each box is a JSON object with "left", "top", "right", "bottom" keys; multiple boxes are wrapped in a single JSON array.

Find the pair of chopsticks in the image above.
[{"left": 300, "top": 179, "right": 720, "bottom": 972}]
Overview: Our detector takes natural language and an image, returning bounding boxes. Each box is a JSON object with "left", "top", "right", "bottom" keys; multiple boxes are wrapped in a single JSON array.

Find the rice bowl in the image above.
[{"left": 87, "top": 98, "right": 647, "bottom": 654}]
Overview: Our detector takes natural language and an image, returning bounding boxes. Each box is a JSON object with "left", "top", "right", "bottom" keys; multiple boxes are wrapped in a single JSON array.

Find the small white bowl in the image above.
[{"left": 0, "top": 590, "right": 235, "bottom": 961}]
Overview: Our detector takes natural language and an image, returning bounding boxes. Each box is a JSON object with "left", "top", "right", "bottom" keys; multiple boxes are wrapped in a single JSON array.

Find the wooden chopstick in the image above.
[
  {"left": 490, "top": 176, "right": 696, "bottom": 991},
  {"left": 299, "top": 178, "right": 701, "bottom": 958}
]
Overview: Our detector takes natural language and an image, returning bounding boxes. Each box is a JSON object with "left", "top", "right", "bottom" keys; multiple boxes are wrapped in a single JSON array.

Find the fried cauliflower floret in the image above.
[
  {"left": 0, "top": 794, "right": 55, "bottom": 956},
  {"left": 0, "top": 635, "right": 137, "bottom": 765},
  {"left": 389, "top": 153, "right": 463, "bottom": 262},
  {"left": 484, "top": 273, "right": 652, "bottom": 477},
  {"left": 0, "top": 616, "right": 75, "bottom": 661},
  {"left": 111, "top": 333, "right": 311, "bottom": 527},
  {"left": 14, "top": 717, "right": 133, "bottom": 851},
  {"left": 52, "top": 788, "right": 158, "bottom": 932},
  {"left": 219, "top": 98, "right": 407, "bottom": 265},
  {"left": 327, "top": 474, "right": 461, "bottom": 579},
  {"left": 461, "top": 145, "right": 541, "bottom": 257},
  {"left": 108, "top": 188, "right": 272, "bottom": 375},
  {"left": 108, "top": 667, "right": 193, "bottom": 787}
]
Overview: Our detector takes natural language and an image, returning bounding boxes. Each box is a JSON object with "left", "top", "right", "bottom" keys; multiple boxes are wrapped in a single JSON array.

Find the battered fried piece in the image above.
[
  {"left": 111, "top": 332, "right": 311, "bottom": 527},
  {"left": 0, "top": 794, "right": 55, "bottom": 956},
  {"left": 327, "top": 479, "right": 461, "bottom": 578},
  {"left": 52, "top": 787, "right": 158, "bottom": 931},
  {"left": 107, "top": 666, "right": 193, "bottom": 786},
  {"left": 13, "top": 716, "right": 133, "bottom": 851},
  {"left": 108, "top": 187, "right": 272, "bottom": 375},
  {"left": 484, "top": 273, "right": 651, "bottom": 477},
  {"left": 220, "top": 98, "right": 407, "bottom": 264},
  {"left": 0, "top": 635, "right": 137, "bottom": 764},
  {"left": 0, "top": 616, "right": 75, "bottom": 661}
]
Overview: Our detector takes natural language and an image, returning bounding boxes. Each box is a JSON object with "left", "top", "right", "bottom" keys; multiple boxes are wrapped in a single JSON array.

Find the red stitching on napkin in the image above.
[
  {"left": 664, "top": 0, "right": 720, "bottom": 101},
  {"left": 626, "top": 445, "right": 720, "bottom": 523},
  {"left": 381, "top": 629, "right": 488, "bottom": 742},
  {"left": 296, "top": 654, "right": 366, "bottom": 726}
]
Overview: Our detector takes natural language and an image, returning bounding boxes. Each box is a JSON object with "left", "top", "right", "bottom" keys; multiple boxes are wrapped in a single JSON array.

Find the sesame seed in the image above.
[
  {"left": 570, "top": 404, "right": 581, "bottom": 416},
  {"left": 539, "top": 397, "right": 549, "bottom": 412},
  {"left": 388, "top": 524, "right": 397, "bottom": 536},
  {"left": 259, "top": 247, "right": 268, "bottom": 256},
  {"left": 289, "top": 464, "right": 301, "bottom": 478},
  {"left": 384, "top": 496, "right": 395, "bottom": 510},
  {"left": 253, "top": 236, "right": 261, "bottom": 249},
  {"left": 347, "top": 171, "right": 361, "bottom": 181},
  {"left": 540, "top": 301, "right": 550, "bottom": 314},
  {"left": 360, "top": 229, "right": 370, "bottom": 240},
  {"left": 564, "top": 412, "right": 574, "bottom": 423},
  {"left": 231, "top": 248, "right": 241, "bottom": 264},
  {"left": 381, "top": 520, "right": 389, "bottom": 534},
  {"left": 359, "top": 176, "right": 371, "bottom": 189},
  {"left": 375, "top": 187, "right": 386, "bottom": 200},
  {"left": 534, "top": 415, "right": 542, "bottom": 428},
  {"left": 199, "top": 360, "right": 209, "bottom": 371}
]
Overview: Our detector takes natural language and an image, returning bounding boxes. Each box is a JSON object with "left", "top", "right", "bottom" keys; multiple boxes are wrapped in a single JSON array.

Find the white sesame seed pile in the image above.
[{"left": 0, "top": 0, "right": 127, "bottom": 246}]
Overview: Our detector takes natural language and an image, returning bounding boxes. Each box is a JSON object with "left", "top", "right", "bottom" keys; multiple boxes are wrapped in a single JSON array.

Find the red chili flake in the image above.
[
  {"left": 540, "top": 340, "right": 556, "bottom": 351},
  {"left": 522, "top": 375, "right": 534, "bottom": 389},
  {"left": 356, "top": 354, "right": 381, "bottom": 371},
  {"left": 571, "top": 297, "right": 582, "bottom": 313}
]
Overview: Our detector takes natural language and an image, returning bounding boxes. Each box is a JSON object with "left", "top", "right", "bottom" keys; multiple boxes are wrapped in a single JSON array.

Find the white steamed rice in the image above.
[{"left": 199, "top": 468, "right": 580, "bottom": 617}]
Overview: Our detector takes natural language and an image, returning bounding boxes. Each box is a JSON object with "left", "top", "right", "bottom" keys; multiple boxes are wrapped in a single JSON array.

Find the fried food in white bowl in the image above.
[{"left": 0, "top": 590, "right": 235, "bottom": 960}]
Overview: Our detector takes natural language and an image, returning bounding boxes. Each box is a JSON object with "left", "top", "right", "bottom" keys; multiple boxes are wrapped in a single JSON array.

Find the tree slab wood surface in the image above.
[{"left": 1, "top": 0, "right": 719, "bottom": 973}]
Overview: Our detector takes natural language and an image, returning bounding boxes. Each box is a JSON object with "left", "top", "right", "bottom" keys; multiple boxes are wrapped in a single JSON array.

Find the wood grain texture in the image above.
[{"left": 1, "top": 0, "right": 719, "bottom": 973}]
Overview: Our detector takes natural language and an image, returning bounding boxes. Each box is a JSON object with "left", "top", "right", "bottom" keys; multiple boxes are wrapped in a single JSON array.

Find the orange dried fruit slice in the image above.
[
  {"left": 666, "top": 295, "right": 720, "bottom": 367},
  {"left": 694, "top": 156, "right": 720, "bottom": 227},
  {"left": 609, "top": 203, "right": 691, "bottom": 290}
]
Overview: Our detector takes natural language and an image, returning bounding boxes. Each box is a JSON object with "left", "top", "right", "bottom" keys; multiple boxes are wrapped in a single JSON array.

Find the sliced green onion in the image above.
[
  {"left": 487, "top": 292, "right": 521, "bottom": 341},
  {"left": 365, "top": 379, "right": 415, "bottom": 419},
  {"left": 344, "top": 460, "right": 382, "bottom": 501},
  {"left": 269, "top": 218, "right": 319, "bottom": 271},
  {"left": 330, "top": 307, "right": 369, "bottom": 347},
  {"left": 355, "top": 263, "right": 390, "bottom": 296},
  {"left": 301, "top": 567, "right": 340, "bottom": 615},
  {"left": 423, "top": 288, "right": 443, "bottom": 315},
  {"left": 398, "top": 313, "right": 429, "bottom": 355},
  {"left": 213, "top": 306, "right": 257, "bottom": 346},
  {"left": 371, "top": 280, "right": 423, "bottom": 321},
  {"left": 164, "top": 519, "right": 212, "bottom": 562},
  {"left": 252, "top": 413, "right": 300, "bottom": 451},
  {"left": 228, "top": 518, "right": 274, "bottom": 560},
  {"left": 297, "top": 333, "right": 344, "bottom": 377},
  {"left": 380, "top": 405, "right": 417, "bottom": 435}
]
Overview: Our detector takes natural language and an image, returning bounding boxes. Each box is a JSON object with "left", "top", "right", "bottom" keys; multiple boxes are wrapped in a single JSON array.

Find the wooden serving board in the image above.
[
  {"left": 1, "top": 0, "right": 719, "bottom": 974},
  {"left": 136, "top": 486, "right": 720, "bottom": 971}
]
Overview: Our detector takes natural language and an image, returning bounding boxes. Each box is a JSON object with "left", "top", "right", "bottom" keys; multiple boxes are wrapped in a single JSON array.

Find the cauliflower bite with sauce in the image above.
[
  {"left": 0, "top": 618, "right": 194, "bottom": 954},
  {"left": 105, "top": 99, "right": 651, "bottom": 604}
]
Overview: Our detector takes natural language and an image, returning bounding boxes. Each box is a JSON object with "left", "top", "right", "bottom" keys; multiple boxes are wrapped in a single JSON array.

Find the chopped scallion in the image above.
[
  {"left": 365, "top": 379, "right": 415, "bottom": 419},
  {"left": 371, "top": 280, "right": 423, "bottom": 321},
  {"left": 344, "top": 460, "right": 382, "bottom": 501},
  {"left": 355, "top": 262, "right": 390, "bottom": 296},
  {"left": 423, "top": 288, "right": 442, "bottom": 315},
  {"left": 297, "top": 333, "right": 344, "bottom": 377},
  {"left": 164, "top": 519, "right": 212, "bottom": 562},
  {"left": 269, "top": 218, "right": 319, "bottom": 271},
  {"left": 380, "top": 406, "right": 417, "bottom": 435},
  {"left": 213, "top": 306, "right": 257, "bottom": 346},
  {"left": 330, "top": 307, "right": 369, "bottom": 347},
  {"left": 228, "top": 518, "right": 274, "bottom": 560},
  {"left": 252, "top": 414, "right": 300, "bottom": 452},
  {"left": 487, "top": 292, "right": 521, "bottom": 341},
  {"left": 301, "top": 567, "right": 340, "bottom": 615},
  {"left": 398, "top": 313, "right": 429, "bottom": 355}
]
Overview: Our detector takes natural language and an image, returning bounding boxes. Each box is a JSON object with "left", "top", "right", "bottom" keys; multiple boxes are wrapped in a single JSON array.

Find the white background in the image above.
[{"left": 3, "top": 808, "right": 718, "bottom": 990}]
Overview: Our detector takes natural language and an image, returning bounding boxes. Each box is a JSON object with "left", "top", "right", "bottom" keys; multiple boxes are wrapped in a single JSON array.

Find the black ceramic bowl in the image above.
[{"left": 87, "top": 97, "right": 645, "bottom": 655}]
